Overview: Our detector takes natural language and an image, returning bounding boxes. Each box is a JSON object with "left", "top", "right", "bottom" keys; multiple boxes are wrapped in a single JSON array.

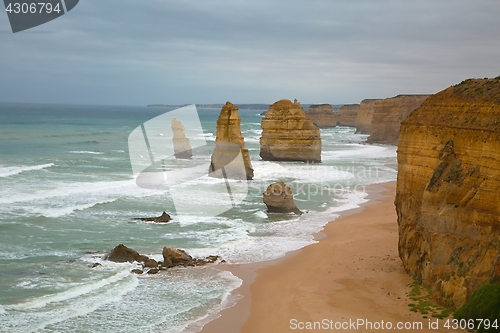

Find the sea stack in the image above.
[
  {"left": 263, "top": 181, "right": 302, "bottom": 215},
  {"left": 209, "top": 101, "right": 254, "bottom": 180},
  {"left": 171, "top": 118, "right": 192, "bottom": 159},
  {"left": 395, "top": 77, "right": 500, "bottom": 310},
  {"left": 337, "top": 104, "right": 360, "bottom": 127},
  {"left": 260, "top": 99, "right": 321, "bottom": 162},
  {"left": 367, "top": 94, "right": 430, "bottom": 144},
  {"left": 305, "top": 104, "right": 337, "bottom": 128},
  {"left": 354, "top": 99, "right": 380, "bottom": 134}
]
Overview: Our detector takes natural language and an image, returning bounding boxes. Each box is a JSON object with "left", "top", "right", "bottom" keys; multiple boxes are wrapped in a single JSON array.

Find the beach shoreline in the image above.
[{"left": 198, "top": 181, "right": 465, "bottom": 333}]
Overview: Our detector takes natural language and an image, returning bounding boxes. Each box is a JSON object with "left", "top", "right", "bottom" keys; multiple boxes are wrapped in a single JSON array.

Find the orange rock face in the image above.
[
  {"left": 337, "top": 104, "right": 360, "bottom": 127},
  {"left": 354, "top": 99, "right": 380, "bottom": 134},
  {"left": 209, "top": 102, "right": 254, "bottom": 180},
  {"left": 305, "top": 104, "right": 337, "bottom": 128},
  {"left": 395, "top": 78, "right": 500, "bottom": 310},
  {"left": 367, "top": 95, "right": 429, "bottom": 145},
  {"left": 260, "top": 99, "right": 321, "bottom": 162}
]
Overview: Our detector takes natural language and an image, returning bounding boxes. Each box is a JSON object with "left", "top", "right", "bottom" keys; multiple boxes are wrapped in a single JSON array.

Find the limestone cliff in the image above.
[
  {"left": 260, "top": 99, "right": 321, "bottom": 162},
  {"left": 209, "top": 102, "right": 254, "bottom": 180},
  {"left": 263, "top": 181, "right": 302, "bottom": 215},
  {"left": 367, "top": 95, "right": 430, "bottom": 145},
  {"left": 306, "top": 104, "right": 337, "bottom": 128},
  {"left": 337, "top": 104, "right": 360, "bottom": 127},
  {"left": 395, "top": 77, "right": 500, "bottom": 310},
  {"left": 355, "top": 99, "right": 380, "bottom": 134},
  {"left": 171, "top": 118, "right": 192, "bottom": 159}
]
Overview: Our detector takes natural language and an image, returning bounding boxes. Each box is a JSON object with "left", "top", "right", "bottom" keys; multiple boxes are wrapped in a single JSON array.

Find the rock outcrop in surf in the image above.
[
  {"left": 209, "top": 102, "right": 254, "bottom": 180},
  {"left": 171, "top": 118, "right": 193, "bottom": 159},
  {"left": 263, "top": 181, "right": 302, "bottom": 215}
]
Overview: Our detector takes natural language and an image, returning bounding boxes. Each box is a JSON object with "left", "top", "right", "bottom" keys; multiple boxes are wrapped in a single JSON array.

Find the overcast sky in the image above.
[{"left": 0, "top": 0, "right": 499, "bottom": 105}]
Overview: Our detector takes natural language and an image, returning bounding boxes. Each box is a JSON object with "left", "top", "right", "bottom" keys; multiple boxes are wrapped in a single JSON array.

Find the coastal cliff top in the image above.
[{"left": 403, "top": 77, "right": 500, "bottom": 131}]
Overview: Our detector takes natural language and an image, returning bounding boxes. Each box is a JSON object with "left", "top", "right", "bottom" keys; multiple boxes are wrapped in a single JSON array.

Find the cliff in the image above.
[
  {"left": 337, "top": 104, "right": 360, "bottom": 127},
  {"left": 171, "top": 118, "right": 193, "bottom": 159},
  {"left": 354, "top": 99, "right": 380, "bottom": 134},
  {"left": 367, "top": 95, "right": 430, "bottom": 145},
  {"left": 209, "top": 102, "right": 254, "bottom": 180},
  {"left": 305, "top": 104, "right": 337, "bottom": 128},
  {"left": 260, "top": 99, "right": 321, "bottom": 162},
  {"left": 395, "top": 77, "right": 500, "bottom": 310}
]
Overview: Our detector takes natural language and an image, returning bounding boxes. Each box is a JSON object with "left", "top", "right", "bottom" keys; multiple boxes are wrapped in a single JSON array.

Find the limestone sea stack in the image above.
[
  {"left": 305, "top": 104, "right": 337, "bottom": 128},
  {"left": 395, "top": 77, "right": 500, "bottom": 310},
  {"left": 263, "top": 181, "right": 302, "bottom": 215},
  {"left": 260, "top": 99, "right": 321, "bottom": 162},
  {"left": 367, "top": 94, "right": 430, "bottom": 144},
  {"left": 337, "top": 104, "right": 360, "bottom": 127},
  {"left": 171, "top": 118, "right": 192, "bottom": 159},
  {"left": 354, "top": 99, "right": 380, "bottom": 134},
  {"left": 209, "top": 102, "right": 254, "bottom": 180}
]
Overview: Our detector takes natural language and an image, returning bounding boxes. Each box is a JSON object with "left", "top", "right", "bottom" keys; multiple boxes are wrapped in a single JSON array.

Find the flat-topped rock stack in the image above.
[
  {"left": 305, "top": 104, "right": 337, "bottom": 128},
  {"left": 209, "top": 101, "right": 254, "bottom": 180},
  {"left": 337, "top": 104, "right": 360, "bottom": 127},
  {"left": 260, "top": 99, "right": 321, "bottom": 163},
  {"left": 355, "top": 99, "right": 380, "bottom": 134},
  {"left": 367, "top": 94, "right": 430, "bottom": 144}
]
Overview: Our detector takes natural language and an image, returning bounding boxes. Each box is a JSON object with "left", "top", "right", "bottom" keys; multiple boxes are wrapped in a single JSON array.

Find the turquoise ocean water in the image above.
[{"left": 0, "top": 103, "right": 397, "bottom": 332}]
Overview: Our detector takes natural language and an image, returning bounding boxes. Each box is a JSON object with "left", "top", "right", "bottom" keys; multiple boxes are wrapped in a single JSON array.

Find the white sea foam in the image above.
[
  {"left": 68, "top": 150, "right": 104, "bottom": 154},
  {"left": 0, "top": 163, "right": 54, "bottom": 178},
  {"left": 5, "top": 269, "right": 131, "bottom": 311}
]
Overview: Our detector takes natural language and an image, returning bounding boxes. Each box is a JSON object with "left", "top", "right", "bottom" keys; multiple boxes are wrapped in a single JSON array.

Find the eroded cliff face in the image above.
[
  {"left": 260, "top": 99, "right": 321, "bottom": 162},
  {"left": 396, "top": 78, "right": 500, "bottom": 310},
  {"left": 209, "top": 102, "right": 254, "bottom": 180},
  {"left": 337, "top": 104, "right": 360, "bottom": 127},
  {"left": 368, "top": 95, "right": 429, "bottom": 144},
  {"left": 355, "top": 99, "right": 380, "bottom": 134},
  {"left": 306, "top": 104, "right": 337, "bottom": 128}
]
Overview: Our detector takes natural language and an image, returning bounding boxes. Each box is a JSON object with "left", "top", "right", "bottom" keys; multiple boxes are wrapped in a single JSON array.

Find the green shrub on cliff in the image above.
[{"left": 454, "top": 283, "right": 500, "bottom": 332}]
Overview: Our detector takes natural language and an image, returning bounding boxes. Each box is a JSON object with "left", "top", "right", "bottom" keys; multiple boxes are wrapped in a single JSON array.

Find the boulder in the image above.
[
  {"left": 162, "top": 246, "right": 194, "bottom": 268},
  {"left": 260, "top": 99, "right": 321, "bottom": 162},
  {"left": 263, "top": 181, "right": 302, "bottom": 215},
  {"left": 209, "top": 101, "right": 254, "bottom": 180},
  {"left": 171, "top": 118, "right": 192, "bottom": 159},
  {"left": 144, "top": 259, "right": 158, "bottom": 268},
  {"left": 105, "top": 244, "right": 149, "bottom": 263}
]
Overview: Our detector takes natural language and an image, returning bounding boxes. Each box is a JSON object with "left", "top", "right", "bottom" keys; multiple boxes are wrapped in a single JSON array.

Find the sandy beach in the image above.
[{"left": 200, "top": 182, "right": 466, "bottom": 333}]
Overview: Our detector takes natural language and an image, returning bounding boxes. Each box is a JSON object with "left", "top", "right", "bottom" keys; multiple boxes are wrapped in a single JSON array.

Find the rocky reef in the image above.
[
  {"left": 133, "top": 211, "right": 171, "bottom": 223},
  {"left": 368, "top": 95, "right": 430, "bottom": 144},
  {"left": 209, "top": 101, "right": 254, "bottom": 180},
  {"left": 354, "top": 99, "right": 380, "bottom": 134},
  {"left": 263, "top": 181, "right": 302, "bottom": 215},
  {"left": 105, "top": 244, "right": 220, "bottom": 274},
  {"left": 395, "top": 77, "right": 500, "bottom": 310},
  {"left": 260, "top": 99, "right": 321, "bottom": 162},
  {"left": 337, "top": 104, "right": 360, "bottom": 127},
  {"left": 305, "top": 104, "right": 337, "bottom": 128},
  {"left": 171, "top": 118, "right": 192, "bottom": 159}
]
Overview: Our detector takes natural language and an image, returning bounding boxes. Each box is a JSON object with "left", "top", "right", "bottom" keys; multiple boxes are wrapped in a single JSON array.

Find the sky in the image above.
[{"left": 0, "top": 0, "right": 499, "bottom": 106}]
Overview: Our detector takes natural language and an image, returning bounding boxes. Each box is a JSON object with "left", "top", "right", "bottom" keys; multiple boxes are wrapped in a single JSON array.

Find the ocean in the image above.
[{"left": 0, "top": 103, "right": 397, "bottom": 332}]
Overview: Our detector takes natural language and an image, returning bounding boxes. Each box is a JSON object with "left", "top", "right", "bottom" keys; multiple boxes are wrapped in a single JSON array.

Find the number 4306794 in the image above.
[
  {"left": 444, "top": 318, "right": 499, "bottom": 330},
  {"left": 5, "top": 2, "right": 62, "bottom": 14}
]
